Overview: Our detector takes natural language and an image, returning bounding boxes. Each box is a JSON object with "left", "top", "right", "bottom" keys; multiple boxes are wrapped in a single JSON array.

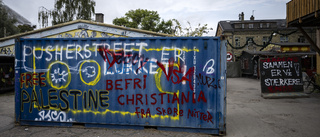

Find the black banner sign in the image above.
[{"left": 260, "top": 56, "right": 303, "bottom": 93}]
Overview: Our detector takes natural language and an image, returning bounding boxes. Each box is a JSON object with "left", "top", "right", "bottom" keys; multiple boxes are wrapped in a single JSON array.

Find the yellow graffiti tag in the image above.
[
  {"left": 153, "top": 63, "right": 181, "bottom": 120},
  {"left": 45, "top": 29, "right": 126, "bottom": 38},
  {"left": 79, "top": 60, "right": 101, "bottom": 86},
  {"left": 46, "top": 61, "right": 71, "bottom": 89},
  {"left": 143, "top": 47, "right": 199, "bottom": 52},
  {"left": 33, "top": 45, "right": 199, "bottom": 53}
]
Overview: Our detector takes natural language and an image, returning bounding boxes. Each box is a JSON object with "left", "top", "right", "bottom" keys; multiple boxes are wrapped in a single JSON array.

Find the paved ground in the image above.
[{"left": 1, "top": 78, "right": 320, "bottom": 137}]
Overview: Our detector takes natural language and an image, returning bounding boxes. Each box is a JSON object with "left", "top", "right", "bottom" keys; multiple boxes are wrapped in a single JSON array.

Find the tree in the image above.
[
  {"left": 0, "top": 0, "right": 19, "bottom": 38},
  {"left": 113, "top": 9, "right": 212, "bottom": 36},
  {"left": 18, "top": 24, "right": 35, "bottom": 33},
  {"left": 38, "top": 0, "right": 96, "bottom": 28},
  {"left": 113, "top": 9, "right": 174, "bottom": 34},
  {"left": 173, "top": 20, "right": 213, "bottom": 36},
  {"left": 156, "top": 19, "right": 174, "bottom": 34}
]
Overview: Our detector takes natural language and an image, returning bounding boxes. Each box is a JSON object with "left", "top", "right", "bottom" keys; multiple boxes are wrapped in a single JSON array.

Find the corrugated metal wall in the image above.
[{"left": 15, "top": 37, "right": 226, "bottom": 134}]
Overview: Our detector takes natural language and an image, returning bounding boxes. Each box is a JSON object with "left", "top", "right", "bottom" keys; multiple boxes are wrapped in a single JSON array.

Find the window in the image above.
[
  {"left": 246, "top": 37, "right": 253, "bottom": 44},
  {"left": 260, "top": 23, "right": 263, "bottom": 28},
  {"left": 298, "top": 36, "right": 306, "bottom": 43},
  {"left": 249, "top": 24, "right": 254, "bottom": 28},
  {"left": 280, "top": 36, "right": 289, "bottom": 43},
  {"left": 234, "top": 24, "right": 241, "bottom": 29},
  {"left": 235, "top": 37, "right": 240, "bottom": 47},
  {"left": 266, "top": 23, "right": 270, "bottom": 28},
  {"left": 242, "top": 24, "right": 245, "bottom": 28},
  {"left": 246, "top": 37, "right": 254, "bottom": 50},
  {"left": 263, "top": 36, "right": 269, "bottom": 45}
]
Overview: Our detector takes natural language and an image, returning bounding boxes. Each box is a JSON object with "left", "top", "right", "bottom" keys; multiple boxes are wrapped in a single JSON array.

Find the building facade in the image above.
[{"left": 215, "top": 15, "right": 316, "bottom": 60}]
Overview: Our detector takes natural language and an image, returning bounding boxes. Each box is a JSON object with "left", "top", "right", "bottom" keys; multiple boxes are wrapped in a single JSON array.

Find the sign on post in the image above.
[{"left": 227, "top": 52, "right": 233, "bottom": 62}]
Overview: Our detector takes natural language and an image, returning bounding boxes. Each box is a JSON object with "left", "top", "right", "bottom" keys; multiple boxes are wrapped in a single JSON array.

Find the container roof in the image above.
[{"left": 0, "top": 20, "right": 172, "bottom": 42}]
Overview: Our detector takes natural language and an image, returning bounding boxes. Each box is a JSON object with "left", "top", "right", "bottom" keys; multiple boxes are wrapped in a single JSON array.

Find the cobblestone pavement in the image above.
[{"left": 1, "top": 78, "right": 320, "bottom": 137}]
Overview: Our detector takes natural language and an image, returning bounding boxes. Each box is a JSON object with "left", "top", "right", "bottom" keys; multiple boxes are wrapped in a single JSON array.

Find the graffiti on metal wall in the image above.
[
  {"left": 46, "top": 26, "right": 130, "bottom": 39},
  {"left": 0, "top": 47, "right": 14, "bottom": 56},
  {"left": 35, "top": 110, "right": 73, "bottom": 122},
  {"left": 47, "top": 29, "right": 125, "bottom": 38},
  {"left": 17, "top": 39, "right": 220, "bottom": 125}
]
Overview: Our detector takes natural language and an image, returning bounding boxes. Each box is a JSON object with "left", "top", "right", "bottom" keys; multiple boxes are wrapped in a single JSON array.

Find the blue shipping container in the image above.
[{"left": 15, "top": 37, "right": 226, "bottom": 135}]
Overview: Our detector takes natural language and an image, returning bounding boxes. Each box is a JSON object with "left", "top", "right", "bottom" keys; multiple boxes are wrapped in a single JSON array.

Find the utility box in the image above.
[{"left": 15, "top": 37, "right": 226, "bottom": 135}]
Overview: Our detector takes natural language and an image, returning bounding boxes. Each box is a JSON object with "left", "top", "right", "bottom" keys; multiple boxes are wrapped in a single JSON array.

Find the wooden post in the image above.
[
  {"left": 297, "top": 26, "right": 320, "bottom": 54},
  {"left": 317, "top": 29, "right": 320, "bottom": 75}
]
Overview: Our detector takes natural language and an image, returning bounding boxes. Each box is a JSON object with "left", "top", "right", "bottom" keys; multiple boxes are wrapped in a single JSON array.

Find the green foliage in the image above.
[
  {"left": 113, "top": 9, "right": 213, "bottom": 36},
  {"left": 18, "top": 24, "right": 35, "bottom": 33},
  {"left": 113, "top": 9, "right": 174, "bottom": 34},
  {"left": 38, "top": 6, "right": 50, "bottom": 28},
  {"left": 172, "top": 19, "right": 213, "bottom": 36},
  {"left": 0, "top": 0, "right": 19, "bottom": 38},
  {"left": 38, "top": 0, "right": 96, "bottom": 28},
  {"left": 156, "top": 19, "right": 174, "bottom": 34}
]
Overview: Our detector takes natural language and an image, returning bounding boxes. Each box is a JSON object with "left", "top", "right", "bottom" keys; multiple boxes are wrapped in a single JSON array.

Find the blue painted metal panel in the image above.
[{"left": 15, "top": 37, "right": 226, "bottom": 135}]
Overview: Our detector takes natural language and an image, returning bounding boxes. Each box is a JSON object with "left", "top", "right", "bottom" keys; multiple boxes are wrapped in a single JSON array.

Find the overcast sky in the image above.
[{"left": 3, "top": 0, "right": 290, "bottom": 36}]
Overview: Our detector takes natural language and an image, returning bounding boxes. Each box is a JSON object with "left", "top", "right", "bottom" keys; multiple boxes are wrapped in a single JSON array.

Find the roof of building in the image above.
[
  {"left": 0, "top": 20, "right": 172, "bottom": 47},
  {"left": 3, "top": 4, "right": 31, "bottom": 26},
  {"left": 270, "top": 42, "right": 311, "bottom": 47},
  {"left": 217, "top": 19, "right": 296, "bottom": 34},
  {"left": 242, "top": 50, "right": 316, "bottom": 56}
]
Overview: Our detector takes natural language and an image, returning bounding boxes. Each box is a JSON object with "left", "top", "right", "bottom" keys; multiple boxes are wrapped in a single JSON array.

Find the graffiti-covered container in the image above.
[{"left": 15, "top": 37, "right": 227, "bottom": 135}]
